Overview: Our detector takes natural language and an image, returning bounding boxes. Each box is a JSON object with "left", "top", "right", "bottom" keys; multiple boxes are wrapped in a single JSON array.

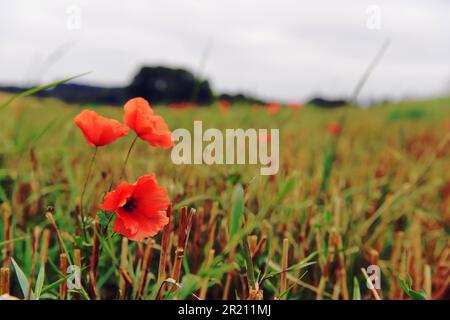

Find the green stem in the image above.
[
  {"left": 80, "top": 147, "right": 98, "bottom": 243},
  {"left": 119, "top": 135, "right": 138, "bottom": 182},
  {"left": 103, "top": 135, "right": 138, "bottom": 235}
]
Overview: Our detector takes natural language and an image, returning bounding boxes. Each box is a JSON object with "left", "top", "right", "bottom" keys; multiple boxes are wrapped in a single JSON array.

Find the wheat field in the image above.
[{"left": 0, "top": 93, "right": 449, "bottom": 300}]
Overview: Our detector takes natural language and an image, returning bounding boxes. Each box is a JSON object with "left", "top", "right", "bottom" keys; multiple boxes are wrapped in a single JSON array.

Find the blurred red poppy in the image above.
[
  {"left": 74, "top": 109, "right": 128, "bottom": 147},
  {"left": 267, "top": 103, "right": 281, "bottom": 114},
  {"left": 444, "top": 120, "right": 450, "bottom": 130},
  {"left": 327, "top": 122, "right": 341, "bottom": 136},
  {"left": 124, "top": 97, "right": 174, "bottom": 148},
  {"left": 219, "top": 100, "right": 230, "bottom": 112},
  {"left": 100, "top": 174, "right": 170, "bottom": 241},
  {"left": 289, "top": 103, "right": 303, "bottom": 110}
]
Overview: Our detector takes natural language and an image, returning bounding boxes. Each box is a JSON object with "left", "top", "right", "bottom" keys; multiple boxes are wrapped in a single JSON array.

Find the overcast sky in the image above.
[{"left": 1, "top": 0, "right": 450, "bottom": 102}]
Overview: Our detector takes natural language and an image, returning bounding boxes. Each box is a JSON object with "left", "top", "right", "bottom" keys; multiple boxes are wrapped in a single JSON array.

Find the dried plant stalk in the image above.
[
  {"left": 157, "top": 205, "right": 172, "bottom": 299},
  {"left": 119, "top": 237, "right": 129, "bottom": 300},
  {"left": 172, "top": 207, "right": 195, "bottom": 287},
  {"left": 0, "top": 267, "right": 10, "bottom": 295},
  {"left": 89, "top": 219, "right": 100, "bottom": 299},
  {"left": 73, "top": 248, "right": 82, "bottom": 300},
  {"left": 253, "top": 236, "right": 267, "bottom": 260},
  {"left": 133, "top": 242, "right": 144, "bottom": 271},
  {"left": 424, "top": 264, "right": 432, "bottom": 299},
  {"left": 280, "top": 238, "right": 289, "bottom": 299},
  {"left": 248, "top": 282, "right": 263, "bottom": 300},
  {"left": 205, "top": 202, "right": 219, "bottom": 254},
  {"left": 410, "top": 215, "right": 423, "bottom": 290},
  {"left": 2, "top": 203, "right": 12, "bottom": 269},
  {"left": 40, "top": 228, "right": 51, "bottom": 266},
  {"left": 192, "top": 207, "right": 204, "bottom": 271},
  {"left": 316, "top": 229, "right": 336, "bottom": 299},
  {"left": 432, "top": 246, "right": 450, "bottom": 299},
  {"left": 361, "top": 268, "right": 381, "bottom": 300},
  {"left": 332, "top": 281, "right": 340, "bottom": 300},
  {"left": 74, "top": 249, "right": 81, "bottom": 267},
  {"left": 27, "top": 227, "right": 41, "bottom": 300},
  {"left": 59, "top": 253, "right": 68, "bottom": 299},
  {"left": 315, "top": 228, "right": 324, "bottom": 270},
  {"left": 222, "top": 248, "right": 235, "bottom": 300},
  {"left": 136, "top": 239, "right": 155, "bottom": 299},
  {"left": 248, "top": 235, "right": 258, "bottom": 258},
  {"left": 46, "top": 209, "right": 64, "bottom": 254},
  {"left": 199, "top": 249, "right": 215, "bottom": 300},
  {"left": 369, "top": 249, "right": 379, "bottom": 265},
  {"left": 335, "top": 233, "right": 349, "bottom": 300},
  {"left": 389, "top": 231, "right": 404, "bottom": 299}
]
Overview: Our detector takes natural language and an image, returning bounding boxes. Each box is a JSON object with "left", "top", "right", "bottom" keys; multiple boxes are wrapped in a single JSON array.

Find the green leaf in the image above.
[
  {"left": 199, "top": 262, "right": 236, "bottom": 279},
  {"left": 0, "top": 72, "right": 91, "bottom": 111},
  {"left": 408, "top": 290, "right": 427, "bottom": 300},
  {"left": 0, "top": 185, "right": 7, "bottom": 202},
  {"left": 34, "top": 264, "right": 46, "bottom": 299},
  {"left": 229, "top": 184, "right": 244, "bottom": 239},
  {"left": 320, "top": 142, "right": 337, "bottom": 193},
  {"left": 399, "top": 278, "right": 410, "bottom": 293},
  {"left": 173, "top": 195, "right": 220, "bottom": 211},
  {"left": 241, "top": 239, "right": 256, "bottom": 289},
  {"left": 407, "top": 273, "right": 413, "bottom": 289},
  {"left": 265, "top": 251, "right": 317, "bottom": 279},
  {"left": 324, "top": 210, "right": 331, "bottom": 226},
  {"left": 353, "top": 277, "right": 361, "bottom": 300},
  {"left": 398, "top": 275, "right": 427, "bottom": 300},
  {"left": 275, "top": 177, "right": 296, "bottom": 203},
  {"left": 97, "top": 211, "right": 110, "bottom": 226},
  {"left": 30, "top": 117, "right": 58, "bottom": 145},
  {"left": 11, "top": 257, "right": 36, "bottom": 300},
  {"left": 177, "top": 274, "right": 201, "bottom": 300}
]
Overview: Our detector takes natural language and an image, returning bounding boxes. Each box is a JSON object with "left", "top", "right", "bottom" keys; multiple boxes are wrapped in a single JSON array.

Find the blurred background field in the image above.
[{"left": 0, "top": 93, "right": 449, "bottom": 299}]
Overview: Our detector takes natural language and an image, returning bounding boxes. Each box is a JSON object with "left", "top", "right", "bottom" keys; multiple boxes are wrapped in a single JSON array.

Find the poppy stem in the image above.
[
  {"left": 80, "top": 146, "right": 98, "bottom": 243},
  {"left": 119, "top": 135, "right": 138, "bottom": 181},
  {"left": 103, "top": 135, "right": 138, "bottom": 234}
]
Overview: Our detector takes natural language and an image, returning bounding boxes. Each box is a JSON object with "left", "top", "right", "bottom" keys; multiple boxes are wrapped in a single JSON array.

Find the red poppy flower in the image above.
[
  {"left": 124, "top": 98, "right": 174, "bottom": 149},
  {"left": 267, "top": 103, "right": 281, "bottom": 114},
  {"left": 74, "top": 110, "right": 128, "bottom": 147},
  {"left": 327, "top": 122, "right": 341, "bottom": 136},
  {"left": 100, "top": 174, "right": 170, "bottom": 241}
]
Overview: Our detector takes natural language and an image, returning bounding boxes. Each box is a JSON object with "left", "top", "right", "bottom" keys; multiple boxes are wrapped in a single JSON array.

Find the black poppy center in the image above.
[{"left": 123, "top": 196, "right": 138, "bottom": 213}]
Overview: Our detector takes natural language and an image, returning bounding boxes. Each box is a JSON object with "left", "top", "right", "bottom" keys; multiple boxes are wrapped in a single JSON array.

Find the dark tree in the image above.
[{"left": 127, "top": 66, "right": 213, "bottom": 105}]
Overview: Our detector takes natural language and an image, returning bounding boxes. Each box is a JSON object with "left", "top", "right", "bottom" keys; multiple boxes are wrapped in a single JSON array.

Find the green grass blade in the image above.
[
  {"left": 353, "top": 277, "right": 361, "bottom": 300},
  {"left": 275, "top": 176, "right": 296, "bottom": 203},
  {"left": 34, "top": 264, "right": 46, "bottom": 299},
  {"left": 241, "top": 239, "right": 256, "bottom": 289},
  {"left": 229, "top": 184, "right": 244, "bottom": 240},
  {"left": 10, "top": 257, "right": 36, "bottom": 300},
  {"left": 0, "top": 72, "right": 90, "bottom": 111}
]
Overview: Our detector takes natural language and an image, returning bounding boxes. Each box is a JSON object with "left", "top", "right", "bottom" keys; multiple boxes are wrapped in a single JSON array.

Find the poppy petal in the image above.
[{"left": 74, "top": 109, "right": 128, "bottom": 147}]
